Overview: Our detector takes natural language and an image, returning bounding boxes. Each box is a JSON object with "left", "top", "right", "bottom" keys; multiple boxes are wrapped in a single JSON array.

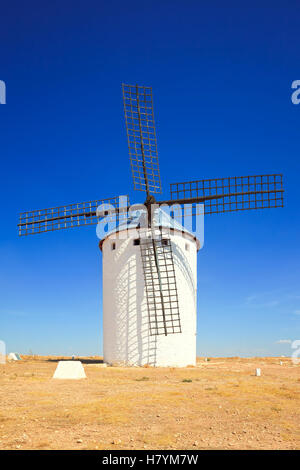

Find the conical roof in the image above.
[{"left": 99, "top": 207, "right": 200, "bottom": 250}]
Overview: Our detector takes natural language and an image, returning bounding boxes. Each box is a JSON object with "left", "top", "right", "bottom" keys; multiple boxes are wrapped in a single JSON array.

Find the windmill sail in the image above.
[
  {"left": 18, "top": 195, "right": 130, "bottom": 236},
  {"left": 122, "top": 83, "right": 162, "bottom": 195},
  {"left": 139, "top": 229, "right": 181, "bottom": 336},
  {"left": 165, "top": 173, "right": 284, "bottom": 219}
]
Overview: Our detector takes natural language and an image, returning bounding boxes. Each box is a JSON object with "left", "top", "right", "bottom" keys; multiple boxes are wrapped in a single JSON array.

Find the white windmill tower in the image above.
[
  {"left": 18, "top": 84, "right": 284, "bottom": 367},
  {"left": 99, "top": 208, "right": 200, "bottom": 367}
]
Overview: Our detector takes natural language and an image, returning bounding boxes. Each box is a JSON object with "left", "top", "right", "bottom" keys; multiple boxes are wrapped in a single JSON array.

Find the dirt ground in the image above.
[{"left": 0, "top": 356, "right": 299, "bottom": 450}]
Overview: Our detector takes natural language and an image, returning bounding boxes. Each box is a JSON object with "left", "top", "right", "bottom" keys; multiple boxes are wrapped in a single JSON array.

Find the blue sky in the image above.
[{"left": 0, "top": 0, "right": 299, "bottom": 357}]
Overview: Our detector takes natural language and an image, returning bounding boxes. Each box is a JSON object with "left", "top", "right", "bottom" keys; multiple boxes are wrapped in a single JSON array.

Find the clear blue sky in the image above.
[{"left": 0, "top": 1, "right": 299, "bottom": 357}]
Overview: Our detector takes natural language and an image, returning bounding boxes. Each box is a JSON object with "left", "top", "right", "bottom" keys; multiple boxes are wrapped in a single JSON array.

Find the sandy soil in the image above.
[{"left": 0, "top": 356, "right": 299, "bottom": 450}]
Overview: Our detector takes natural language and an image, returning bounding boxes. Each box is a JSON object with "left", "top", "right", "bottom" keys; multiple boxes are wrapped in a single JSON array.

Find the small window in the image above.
[
  {"left": 185, "top": 243, "right": 190, "bottom": 252},
  {"left": 111, "top": 242, "right": 116, "bottom": 251},
  {"left": 162, "top": 239, "right": 168, "bottom": 246},
  {"left": 133, "top": 239, "right": 140, "bottom": 246}
]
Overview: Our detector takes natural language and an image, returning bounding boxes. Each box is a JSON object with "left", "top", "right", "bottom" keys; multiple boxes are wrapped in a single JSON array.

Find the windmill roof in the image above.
[{"left": 99, "top": 207, "right": 200, "bottom": 249}]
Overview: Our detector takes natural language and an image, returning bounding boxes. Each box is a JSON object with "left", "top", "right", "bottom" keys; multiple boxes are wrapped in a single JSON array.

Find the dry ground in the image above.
[{"left": 0, "top": 356, "right": 299, "bottom": 450}]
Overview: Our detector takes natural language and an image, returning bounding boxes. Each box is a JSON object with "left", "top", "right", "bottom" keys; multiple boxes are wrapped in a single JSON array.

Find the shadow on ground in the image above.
[{"left": 44, "top": 358, "right": 104, "bottom": 364}]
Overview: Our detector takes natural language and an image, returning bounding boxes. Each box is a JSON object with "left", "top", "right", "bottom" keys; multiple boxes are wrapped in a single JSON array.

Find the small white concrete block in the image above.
[
  {"left": 53, "top": 361, "right": 86, "bottom": 380},
  {"left": 8, "top": 353, "right": 20, "bottom": 361},
  {"left": 255, "top": 368, "right": 261, "bottom": 377}
]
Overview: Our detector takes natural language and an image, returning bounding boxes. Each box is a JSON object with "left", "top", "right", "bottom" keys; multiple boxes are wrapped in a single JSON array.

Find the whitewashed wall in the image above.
[{"left": 101, "top": 228, "right": 198, "bottom": 367}]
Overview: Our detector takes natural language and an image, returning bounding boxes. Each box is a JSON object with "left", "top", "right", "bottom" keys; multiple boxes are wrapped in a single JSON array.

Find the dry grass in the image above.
[{"left": 0, "top": 356, "right": 299, "bottom": 450}]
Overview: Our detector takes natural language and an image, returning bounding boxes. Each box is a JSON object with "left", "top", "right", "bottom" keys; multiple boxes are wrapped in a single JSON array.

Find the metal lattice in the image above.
[
  {"left": 122, "top": 83, "right": 162, "bottom": 194},
  {"left": 169, "top": 174, "right": 284, "bottom": 216},
  {"left": 140, "top": 230, "right": 181, "bottom": 336},
  {"left": 18, "top": 196, "right": 130, "bottom": 236}
]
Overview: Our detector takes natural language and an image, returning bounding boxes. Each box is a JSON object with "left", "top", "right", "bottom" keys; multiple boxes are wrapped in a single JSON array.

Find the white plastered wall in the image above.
[{"left": 101, "top": 228, "right": 197, "bottom": 367}]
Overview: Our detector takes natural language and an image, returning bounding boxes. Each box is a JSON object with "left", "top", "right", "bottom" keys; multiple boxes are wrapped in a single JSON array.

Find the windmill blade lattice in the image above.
[
  {"left": 18, "top": 195, "right": 130, "bottom": 236},
  {"left": 167, "top": 173, "right": 284, "bottom": 219},
  {"left": 139, "top": 229, "right": 181, "bottom": 336},
  {"left": 122, "top": 83, "right": 162, "bottom": 195}
]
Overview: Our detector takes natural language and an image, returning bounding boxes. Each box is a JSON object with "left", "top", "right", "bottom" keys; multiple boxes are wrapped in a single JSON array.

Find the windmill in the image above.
[{"left": 18, "top": 84, "right": 284, "bottom": 367}]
